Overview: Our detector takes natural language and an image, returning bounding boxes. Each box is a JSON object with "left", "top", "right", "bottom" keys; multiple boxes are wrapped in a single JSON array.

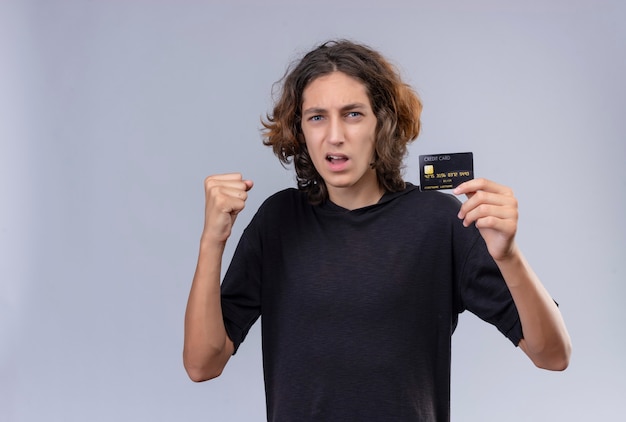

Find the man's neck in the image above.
[{"left": 327, "top": 185, "right": 385, "bottom": 210}]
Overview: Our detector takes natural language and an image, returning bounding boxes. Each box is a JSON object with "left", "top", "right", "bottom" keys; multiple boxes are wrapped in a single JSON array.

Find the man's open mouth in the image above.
[{"left": 326, "top": 154, "right": 348, "bottom": 163}]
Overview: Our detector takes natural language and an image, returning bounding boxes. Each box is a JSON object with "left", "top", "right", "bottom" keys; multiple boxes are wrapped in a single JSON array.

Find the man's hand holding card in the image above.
[
  {"left": 418, "top": 151, "right": 518, "bottom": 261},
  {"left": 455, "top": 178, "right": 519, "bottom": 262}
]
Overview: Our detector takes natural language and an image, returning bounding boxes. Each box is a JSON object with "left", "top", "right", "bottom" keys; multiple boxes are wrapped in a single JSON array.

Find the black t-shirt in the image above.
[{"left": 221, "top": 183, "right": 522, "bottom": 421}]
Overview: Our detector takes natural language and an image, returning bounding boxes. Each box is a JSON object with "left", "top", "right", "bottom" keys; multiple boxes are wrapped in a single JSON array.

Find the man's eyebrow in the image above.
[
  {"left": 302, "top": 107, "right": 327, "bottom": 116},
  {"left": 340, "top": 103, "right": 368, "bottom": 112},
  {"left": 302, "top": 103, "right": 368, "bottom": 115}
]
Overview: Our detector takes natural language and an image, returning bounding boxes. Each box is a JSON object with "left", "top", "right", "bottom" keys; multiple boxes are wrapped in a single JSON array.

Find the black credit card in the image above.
[{"left": 419, "top": 152, "right": 474, "bottom": 191}]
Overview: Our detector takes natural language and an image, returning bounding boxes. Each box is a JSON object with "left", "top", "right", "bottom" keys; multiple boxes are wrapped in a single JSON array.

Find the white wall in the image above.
[{"left": 2, "top": 0, "right": 624, "bottom": 420}]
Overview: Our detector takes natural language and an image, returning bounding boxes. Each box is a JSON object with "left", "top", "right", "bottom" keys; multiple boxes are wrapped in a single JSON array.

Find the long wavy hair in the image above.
[{"left": 262, "top": 40, "right": 422, "bottom": 204}]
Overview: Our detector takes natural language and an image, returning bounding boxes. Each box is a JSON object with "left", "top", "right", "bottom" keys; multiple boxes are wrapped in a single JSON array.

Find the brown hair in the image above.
[{"left": 262, "top": 40, "right": 422, "bottom": 204}]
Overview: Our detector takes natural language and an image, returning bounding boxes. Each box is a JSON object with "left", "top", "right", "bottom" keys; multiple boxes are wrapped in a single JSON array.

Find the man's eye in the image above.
[
  {"left": 346, "top": 112, "right": 362, "bottom": 118},
  {"left": 310, "top": 115, "right": 323, "bottom": 121}
]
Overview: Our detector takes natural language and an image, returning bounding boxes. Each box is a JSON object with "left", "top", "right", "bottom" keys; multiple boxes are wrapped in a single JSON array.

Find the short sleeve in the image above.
[
  {"left": 458, "top": 233, "right": 524, "bottom": 346},
  {"left": 220, "top": 225, "right": 263, "bottom": 354}
]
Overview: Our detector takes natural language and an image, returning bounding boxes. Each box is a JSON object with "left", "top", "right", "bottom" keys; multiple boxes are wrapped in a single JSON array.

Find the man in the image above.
[{"left": 183, "top": 40, "right": 571, "bottom": 421}]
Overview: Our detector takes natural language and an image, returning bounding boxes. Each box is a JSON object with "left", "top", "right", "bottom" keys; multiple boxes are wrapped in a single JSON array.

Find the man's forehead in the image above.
[{"left": 301, "top": 73, "right": 371, "bottom": 108}]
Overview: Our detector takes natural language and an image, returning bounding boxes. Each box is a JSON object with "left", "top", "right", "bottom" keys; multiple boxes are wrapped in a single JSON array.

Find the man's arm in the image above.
[
  {"left": 183, "top": 173, "right": 253, "bottom": 382},
  {"left": 455, "top": 178, "right": 571, "bottom": 371},
  {"left": 492, "top": 245, "right": 571, "bottom": 370}
]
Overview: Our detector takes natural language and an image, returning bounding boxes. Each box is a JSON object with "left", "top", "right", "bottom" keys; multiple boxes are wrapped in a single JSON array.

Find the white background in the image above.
[{"left": 2, "top": 0, "right": 625, "bottom": 420}]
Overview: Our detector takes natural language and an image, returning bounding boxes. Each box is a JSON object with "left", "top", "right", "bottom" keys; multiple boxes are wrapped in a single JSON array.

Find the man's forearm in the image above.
[
  {"left": 495, "top": 244, "right": 571, "bottom": 371},
  {"left": 183, "top": 239, "right": 233, "bottom": 381}
]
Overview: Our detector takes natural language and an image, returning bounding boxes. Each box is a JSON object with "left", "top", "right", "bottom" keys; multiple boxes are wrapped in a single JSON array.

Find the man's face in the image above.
[{"left": 301, "top": 71, "right": 379, "bottom": 206}]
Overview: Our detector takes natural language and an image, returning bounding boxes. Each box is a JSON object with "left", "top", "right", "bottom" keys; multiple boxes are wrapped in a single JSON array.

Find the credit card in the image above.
[{"left": 419, "top": 152, "right": 474, "bottom": 191}]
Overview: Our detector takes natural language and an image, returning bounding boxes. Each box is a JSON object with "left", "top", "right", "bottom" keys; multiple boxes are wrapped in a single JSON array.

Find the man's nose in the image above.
[{"left": 327, "top": 116, "right": 344, "bottom": 145}]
